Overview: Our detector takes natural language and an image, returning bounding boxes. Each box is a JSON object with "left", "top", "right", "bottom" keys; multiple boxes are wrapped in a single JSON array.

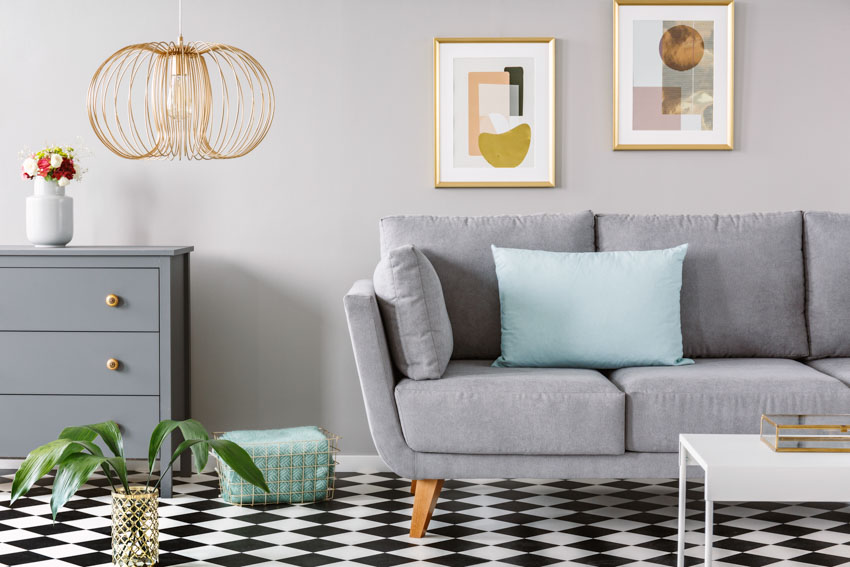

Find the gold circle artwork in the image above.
[
  {"left": 87, "top": 38, "right": 274, "bottom": 160},
  {"left": 659, "top": 25, "right": 704, "bottom": 72}
]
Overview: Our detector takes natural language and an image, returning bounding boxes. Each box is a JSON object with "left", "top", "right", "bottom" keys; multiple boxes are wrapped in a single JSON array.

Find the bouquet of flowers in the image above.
[{"left": 20, "top": 145, "right": 87, "bottom": 187}]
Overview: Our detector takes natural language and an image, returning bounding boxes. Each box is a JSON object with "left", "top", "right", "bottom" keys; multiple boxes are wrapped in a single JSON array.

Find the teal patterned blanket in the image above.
[{"left": 218, "top": 426, "right": 335, "bottom": 505}]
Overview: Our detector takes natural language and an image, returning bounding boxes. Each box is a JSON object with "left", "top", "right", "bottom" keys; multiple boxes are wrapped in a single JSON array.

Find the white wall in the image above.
[{"left": 1, "top": 0, "right": 849, "bottom": 454}]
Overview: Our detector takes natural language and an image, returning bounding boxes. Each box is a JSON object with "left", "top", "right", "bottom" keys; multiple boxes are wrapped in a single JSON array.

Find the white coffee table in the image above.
[{"left": 677, "top": 434, "right": 850, "bottom": 567}]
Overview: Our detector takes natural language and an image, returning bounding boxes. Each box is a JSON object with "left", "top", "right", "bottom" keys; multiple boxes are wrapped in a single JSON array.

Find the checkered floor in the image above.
[{"left": 1, "top": 470, "right": 849, "bottom": 566}]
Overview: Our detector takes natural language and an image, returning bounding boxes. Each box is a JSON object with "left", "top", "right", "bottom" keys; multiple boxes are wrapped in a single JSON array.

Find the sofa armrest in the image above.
[{"left": 344, "top": 279, "right": 415, "bottom": 477}]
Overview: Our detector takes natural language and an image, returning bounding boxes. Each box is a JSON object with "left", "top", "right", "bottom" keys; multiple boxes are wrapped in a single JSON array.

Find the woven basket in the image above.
[
  {"left": 215, "top": 428, "right": 340, "bottom": 506},
  {"left": 111, "top": 486, "right": 158, "bottom": 567}
]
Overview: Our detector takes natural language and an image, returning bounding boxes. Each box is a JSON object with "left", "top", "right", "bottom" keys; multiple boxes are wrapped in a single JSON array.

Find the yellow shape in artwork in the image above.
[{"left": 478, "top": 124, "right": 531, "bottom": 168}]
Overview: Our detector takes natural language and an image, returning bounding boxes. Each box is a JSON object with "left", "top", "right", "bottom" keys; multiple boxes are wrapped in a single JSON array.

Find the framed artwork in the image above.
[
  {"left": 613, "top": 0, "right": 734, "bottom": 150},
  {"left": 434, "top": 38, "right": 555, "bottom": 187}
]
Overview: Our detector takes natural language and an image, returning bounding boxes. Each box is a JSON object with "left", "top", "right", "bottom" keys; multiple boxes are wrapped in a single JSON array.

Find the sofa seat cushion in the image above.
[
  {"left": 394, "top": 360, "right": 625, "bottom": 455},
  {"left": 610, "top": 358, "right": 850, "bottom": 452},
  {"left": 807, "top": 358, "right": 850, "bottom": 388}
]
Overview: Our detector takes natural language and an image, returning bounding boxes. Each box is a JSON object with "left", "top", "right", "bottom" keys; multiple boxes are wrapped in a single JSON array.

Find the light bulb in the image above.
[{"left": 167, "top": 74, "right": 192, "bottom": 120}]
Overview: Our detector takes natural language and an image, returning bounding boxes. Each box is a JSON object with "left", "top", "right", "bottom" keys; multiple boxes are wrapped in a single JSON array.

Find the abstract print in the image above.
[
  {"left": 633, "top": 20, "right": 714, "bottom": 131},
  {"left": 453, "top": 58, "right": 534, "bottom": 168}
]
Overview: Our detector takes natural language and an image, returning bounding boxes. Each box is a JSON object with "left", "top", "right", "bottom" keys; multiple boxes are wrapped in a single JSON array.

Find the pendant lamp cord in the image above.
[{"left": 178, "top": 0, "right": 182, "bottom": 38}]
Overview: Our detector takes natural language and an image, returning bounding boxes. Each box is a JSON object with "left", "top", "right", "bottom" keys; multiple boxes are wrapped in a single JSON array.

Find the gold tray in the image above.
[{"left": 761, "top": 414, "right": 850, "bottom": 453}]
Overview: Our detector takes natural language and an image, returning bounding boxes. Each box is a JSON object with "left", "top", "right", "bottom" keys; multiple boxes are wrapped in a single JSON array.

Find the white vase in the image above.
[{"left": 26, "top": 177, "right": 73, "bottom": 247}]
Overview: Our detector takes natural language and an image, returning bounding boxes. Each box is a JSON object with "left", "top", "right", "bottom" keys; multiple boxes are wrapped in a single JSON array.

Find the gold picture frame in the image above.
[
  {"left": 613, "top": 0, "right": 734, "bottom": 150},
  {"left": 434, "top": 37, "right": 556, "bottom": 187}
]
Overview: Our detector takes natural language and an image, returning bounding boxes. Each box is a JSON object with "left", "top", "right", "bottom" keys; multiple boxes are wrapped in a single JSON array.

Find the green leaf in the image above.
[
  {"left": 156, "top": 437, "right": 271, "bottom": 493},
  {"left": 172, "top": 438, "right": 206, "bottom": 466},
  {"left": 156, "top": 438, "right": 271, "bottom": 495},
  {"left": 155, "top": 438, "right": 208, "bottom": 490},
  {"left": 108, "top": 454, "right": 129, "bottom": 492},
  {"left": 147, "top": 419, "right": 209, "bottom": 477},
  {"left": 58, "top": 426, "right": 118, "bottom": 490},
  {"left": 177, "top": 419, "right": 210, "bottom": 474},
  {"left": 148, "top": 420, "right": 180, "bottom": 473},
  {"left": 209, "top": 439, "right": 270, "bottom": 494},
  {"left": 83, "top": 421, "right": 124, "bottom": 458},
  {"left": 60, "top": 439, "right": 103, "bottom": 457},
  {"left": 57, "top": 438, "right": 105, "bottom": 477},
  {"left": 11, "top": 439, "right": 85, "bottom": 504},
  {"left": 59, "top": 427, "right": 97, "bottom": 444},
  {"left": 58, "top": 428, "right": 104, "bottom": 458},
  {"left": 50, "top": 454, "right": 119, "bottom": 520}
]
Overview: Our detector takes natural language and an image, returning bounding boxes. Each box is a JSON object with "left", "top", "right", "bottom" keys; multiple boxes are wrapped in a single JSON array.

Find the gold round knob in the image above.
[
  {"left": 106, "top": 294, "right": 120, "bottom": 307},
  {"left": 106, "top": 358, "right": 120, "bottom": 371}
]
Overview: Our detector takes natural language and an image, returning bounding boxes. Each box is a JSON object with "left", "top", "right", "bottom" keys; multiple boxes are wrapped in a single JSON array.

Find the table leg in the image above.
[
  {"left": 705, "top": 499, "right": 713, "bottom": 567},
  {"left": 677, "top": 443, "right": 687, "bottom": 567}
]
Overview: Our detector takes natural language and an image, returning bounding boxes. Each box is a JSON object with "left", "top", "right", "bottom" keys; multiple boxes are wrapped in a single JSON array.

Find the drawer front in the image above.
[
  {"left": 0, "top": 268, "right": 158, "bottom": 331},
  {"left": 0, "top": 332, "right": 159, "bottom": 395},
  {"left": 0, "top": 395, "right": 159, "bottom": 458}
]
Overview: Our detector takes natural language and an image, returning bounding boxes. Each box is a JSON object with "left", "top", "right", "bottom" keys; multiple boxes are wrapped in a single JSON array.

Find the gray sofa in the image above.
[{"left": 344, "top": 211, "right": 850, "bottom": 537}]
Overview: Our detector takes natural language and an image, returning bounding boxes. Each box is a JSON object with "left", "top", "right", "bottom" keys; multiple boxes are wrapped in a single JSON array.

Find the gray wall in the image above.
[{"left": 1, "top": 0, "right": 849, "bottom": 454}]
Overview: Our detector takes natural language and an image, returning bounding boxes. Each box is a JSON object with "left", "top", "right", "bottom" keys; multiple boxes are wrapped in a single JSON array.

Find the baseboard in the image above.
[
  {"left": 0, "top": 454, "right": 391, "bottom": 475},
  {"left": 335, "top": 454, "right": 390, "bottom": 473}
]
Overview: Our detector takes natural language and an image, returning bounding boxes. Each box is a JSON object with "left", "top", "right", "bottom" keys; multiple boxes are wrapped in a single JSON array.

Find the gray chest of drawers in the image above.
[{"left": 0, "top": 246, "right": 192, "bottom": 497}]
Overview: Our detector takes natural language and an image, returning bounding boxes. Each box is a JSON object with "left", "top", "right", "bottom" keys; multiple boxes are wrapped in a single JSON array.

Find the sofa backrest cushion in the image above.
[
  {"left": 596, "top": 212, "right": 808, "bottom": 358},
  {"left": 804, "top": 212, "right": 850, "bottom": 357},
  {"left": 380, "top": 212, "right": 595, "bottom": 359}
]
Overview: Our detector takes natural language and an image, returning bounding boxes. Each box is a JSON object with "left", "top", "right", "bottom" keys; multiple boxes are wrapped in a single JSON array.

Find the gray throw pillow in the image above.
[{"left": 373, "top": 245, "right": 453, "bottom": 380}]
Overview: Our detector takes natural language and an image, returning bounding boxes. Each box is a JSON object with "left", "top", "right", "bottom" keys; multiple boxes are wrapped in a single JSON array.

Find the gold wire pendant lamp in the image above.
[{"left": 87, "top": 0, "right": 274, "bottom": 160}]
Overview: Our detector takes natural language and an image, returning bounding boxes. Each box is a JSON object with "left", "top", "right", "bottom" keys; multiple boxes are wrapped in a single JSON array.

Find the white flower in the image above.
[
  {"left": 57, "top": 177, "right": 70, "bottom": 187},
  {"left": 22, "top": 157, "right": 37, "bottom": 177},
  {"left": 50, "top": 153, "right": 63, "bottom": 168}
]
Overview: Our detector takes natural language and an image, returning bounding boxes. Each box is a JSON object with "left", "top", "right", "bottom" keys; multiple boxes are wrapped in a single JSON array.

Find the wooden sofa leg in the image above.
[
  {"left": 410, "top": 479, "right": 444, "bottom": 538},
  {"left": 410, "top": 480, "right": 417, "bottom": 495}
]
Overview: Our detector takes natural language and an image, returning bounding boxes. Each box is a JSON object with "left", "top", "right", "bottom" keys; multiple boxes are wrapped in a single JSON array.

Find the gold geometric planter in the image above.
[{"left": 111, "top": 487, "right": 158, "bottom": 567}]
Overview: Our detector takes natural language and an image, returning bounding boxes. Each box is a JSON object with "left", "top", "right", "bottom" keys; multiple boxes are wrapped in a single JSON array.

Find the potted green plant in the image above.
[{"left": 10, "top": 419, "right": 269, "bottom": 567}]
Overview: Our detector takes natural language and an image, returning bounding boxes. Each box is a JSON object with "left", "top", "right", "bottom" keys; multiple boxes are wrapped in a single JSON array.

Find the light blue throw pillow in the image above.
[{"left": 492, "top": 244, "right": 693, "bottom": 369}]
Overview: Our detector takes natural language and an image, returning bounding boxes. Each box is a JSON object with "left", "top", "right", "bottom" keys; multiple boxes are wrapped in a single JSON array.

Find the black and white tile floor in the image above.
[{"left": 1, "top": 470, "right": 849, "bottom": 566}]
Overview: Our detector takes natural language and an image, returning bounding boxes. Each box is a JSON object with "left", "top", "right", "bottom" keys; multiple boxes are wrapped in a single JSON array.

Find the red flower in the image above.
[
  {"left": 54, "top": 159, "right": 75, "bottom": 180},
  {"left": 37, "top": 157, "right": 51, "bottom": 178}
]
